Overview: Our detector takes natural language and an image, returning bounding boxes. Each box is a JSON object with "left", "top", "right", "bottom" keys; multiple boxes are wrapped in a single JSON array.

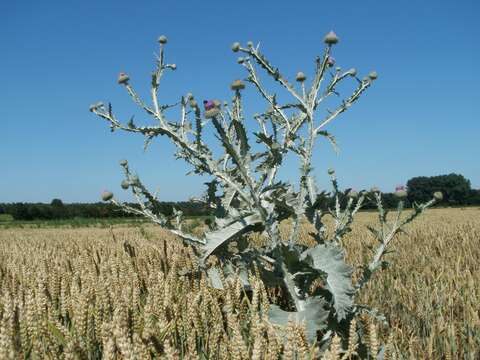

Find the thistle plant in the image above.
[{"left": 90, "top": 32, "right": 441, "bottom": 355}]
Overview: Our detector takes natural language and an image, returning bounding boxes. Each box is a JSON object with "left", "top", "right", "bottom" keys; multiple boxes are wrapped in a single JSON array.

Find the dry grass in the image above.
[{"left": 0, "top": 207, "right": 478, "bottom": 359}]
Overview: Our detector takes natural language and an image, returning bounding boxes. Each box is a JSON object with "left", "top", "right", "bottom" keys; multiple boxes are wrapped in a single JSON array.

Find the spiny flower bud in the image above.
[
  {"left": 433, "top": 191, "right": 443, "bottom": 201},
  {"left": 370, "top": 186, "right": 380, "bottom": 193},
  {"left": 247, "top": 41, "right": 254, "bottom": 48},
  {"left": 158, "top": 35, "right": 168, "bottom": 44},
  {"left": 186, "top": 92, "right": 193, "bottom": 100},
  {"left": 349, "top": 68, "right": 357, "bottom": 77},
  {"left": 89, "top": 102, "right": 104, "bottom": 112},
  {"left": 231, "top": 42, "right": 240, "bottom": 52},
  {"left": 130, "top": 175, "right": 139, "bottom": 184},
  {"left": 170, "top": 64, "right": 177, "bottom": 70},
  {"left": 101, "top": 191, "right": 113, "bottom": 201},
  {"left": 296, "top": 72, "right": 307, "bottom": 82},
  {"left": 324, "top": 31, "right": 339, "bottom": 45},
  {"left": 327, "top": 56, "right": 335, "bottom": 67},
  {"left": 348, "top": 189, "right": 359, "bottom": 199},
  {"left": 328, "top": 168, "right": 335, "bottom": 175},
  {"left": 119, "top": 159, "right": 128, "bottom": 167},
  {"left": 368, "top": 71, "right": 378, "bottom": 80},
  {"left": 230, "top": 79, "right": 245, "bottom": 91},
  {"left": 121, "top": 180, "right": 130, "bottom": 190},
  {"left": 237, "top": 57, "right": 245, "bottom": 64},
  {"left": 117, "top": 72, "right": 130, "bottom": 85},
  {"left": 189, "top": 99, "right": 198, "bottom": 108},
  {"left": 394, "top": 185, "right": 407, "bottom": 199}
]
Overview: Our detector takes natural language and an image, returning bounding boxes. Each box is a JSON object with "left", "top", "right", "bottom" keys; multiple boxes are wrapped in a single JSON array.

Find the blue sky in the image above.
[{"left": 1, "top": 0, "right": 478, "bottom": 203}]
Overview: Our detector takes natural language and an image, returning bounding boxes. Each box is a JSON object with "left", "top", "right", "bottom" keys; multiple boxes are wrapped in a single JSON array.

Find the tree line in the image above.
[
  {"left": 0, "top": 200, "right": 210, "bottom": 221},
  {"left": 1, "top": 173, "right": 478, "bottom": 221}
]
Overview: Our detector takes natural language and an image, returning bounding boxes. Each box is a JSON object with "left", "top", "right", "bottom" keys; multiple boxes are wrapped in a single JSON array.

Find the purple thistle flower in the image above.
[
  {"left": 327, "top": 56, "right": 335, "bottom": 67},
  {"left": 395, "top": 185, "right": 405, "bottom": 192},
  {"left": 203, "top": 100, "right": 215, "bottom": 111}
]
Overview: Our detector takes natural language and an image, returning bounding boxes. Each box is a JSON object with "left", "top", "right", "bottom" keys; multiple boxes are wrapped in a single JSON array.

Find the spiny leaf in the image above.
[
  {"left": 301, "top": 243, "right": 354, "bottom": 321},
  {"left": 201, "top": 213, "right": 262, "bottom": 261},
  {"left": 268, "top": 296, "right": 329, "bottom": 343}
]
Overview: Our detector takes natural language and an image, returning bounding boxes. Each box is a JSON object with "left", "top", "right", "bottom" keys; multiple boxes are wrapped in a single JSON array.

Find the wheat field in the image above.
[{"left": 0, "top": 207, "right": 478, "bottom": 359}]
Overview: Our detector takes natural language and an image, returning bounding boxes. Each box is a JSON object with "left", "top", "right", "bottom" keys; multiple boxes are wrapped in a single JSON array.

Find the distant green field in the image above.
[
  {"left": 0, "top": 215, "right": 213, "bottom": 229},
  {"left": 0, "top": 217, "right": 148, "bottom": 229},
  {"left": 0, "top": 214, "right": 13, "bottom": 222}
]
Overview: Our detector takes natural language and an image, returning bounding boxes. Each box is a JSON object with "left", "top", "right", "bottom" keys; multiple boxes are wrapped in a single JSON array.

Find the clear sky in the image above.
[{"left": 1, "top": 0, "right": 478, "bottom": 203}]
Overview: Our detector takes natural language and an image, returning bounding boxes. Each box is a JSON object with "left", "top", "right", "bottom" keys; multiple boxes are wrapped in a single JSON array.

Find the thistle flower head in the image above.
[
  {"left": 328, "top": 168, "right": 335, "bottom": 175},
  {"left": 433, "top": 191, "right": 443, "bottom": 201},
  {"left": 324, "top": 31, "right": 339, "bottom": 45},
  {"left": 158, "top": 35, "right": 168, "bottom": 44},
  {"left": 117, "top": 72, "right": 130, "bottom": 85},
  {"left": 119, "top": 159, "right": 128, "bottom": 167},
  {"left": 295, "top": 72, "right": 307, "bottom": 82},
  {"left": 327, "top": 56, "right": 336, "bottom": 67},
  {"left": 203, "top": 100, "right": 216, "bottom": 111},
  {"left": 170, "top": 64, "right": 177, "bottom": 70},
  {"left": 231, "top": 42, "right": 240, "bottom": 52},
  {"left": 247, "top": 41, "right": 254, "bottom": 48},
  {"left": 370, "top": 186, "right": 380, "bottom": 193},
  {"left": 121, "top": 180, "right": 130, "bottom": 190},
  {"left": 349, "top": 68, "right": 357, "bottom": 77},
  {"left": 101, "top": 191, "right": 113, "bottom": 201},
  {"left": 230, "top": 79, "right": 245, "bottom": 91}
]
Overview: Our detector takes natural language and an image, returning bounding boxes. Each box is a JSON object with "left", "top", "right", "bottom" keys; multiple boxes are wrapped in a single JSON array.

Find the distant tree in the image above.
[
  {"left": 9, "top": 203, "right": 32, "bottom": 220},
  {"left": 407, "top": 173, "right": 471, "bottom": 205},
  {"left": 467, "top": 189, "right": 480, "bottom": 206},
  {"left": 50, "top": 198, "right": 64, "bottom": 207}
]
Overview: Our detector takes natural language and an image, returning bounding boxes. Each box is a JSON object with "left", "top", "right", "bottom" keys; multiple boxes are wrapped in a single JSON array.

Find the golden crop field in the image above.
[{"left": 0, "top": 207, "right": 478, "bottom": 359}]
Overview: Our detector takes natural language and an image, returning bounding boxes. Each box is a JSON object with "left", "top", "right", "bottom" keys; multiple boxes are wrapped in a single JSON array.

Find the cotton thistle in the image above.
[{"left": 91, "top": 33, "right": 440, "bottom": 355}]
